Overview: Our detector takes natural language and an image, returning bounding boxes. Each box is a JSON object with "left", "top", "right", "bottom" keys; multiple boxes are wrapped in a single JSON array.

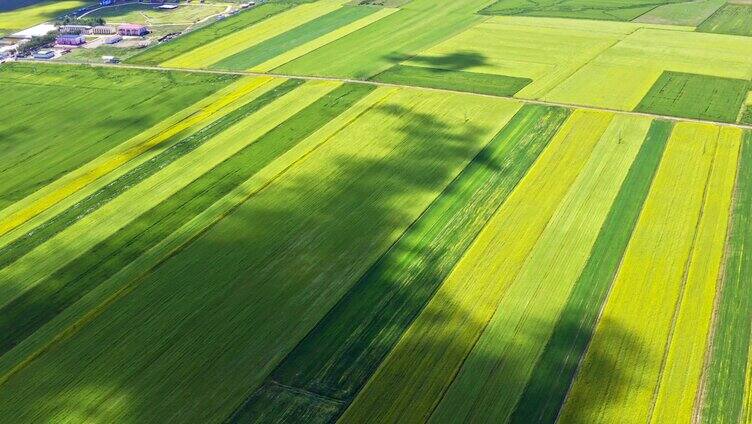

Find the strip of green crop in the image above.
[
  {"left": 700, "top": 130, "right": 752, "bottom": 424},
  {"left": 275, "top": 0, "right": 490, "bottom": 79},
  {"left": 0, "top": 89, "right": 518, "bottom": 423},
  {"left": 371, "top": 65, "right": 532, "bottom": 97},
  {"left": 0, "top": 83, "right": 374, "bottom": 357},
  {"left": 508, "top": 119, "right": 672, "bottom": 423},
  {"left": 127, "top": 3, "right": 293, "bottom": 65},
  {"left": 0, "top": 79, "right": 301, "bottom": 273},
  {"left": 227, "top": 104, "right": 570, "bottom": 423},
  {"left": 340, "top": 110, "right": 614, "bottom": 423},
  {"left": 0, "top": 64, "right": 238, "bottom": 211},
  {"left": 212, "top": 6, "right": 377, "bottom": 70},
  {"left": 0, "top": 84, "right": 392, "bottom": 389},
  {"left": 430, "top": 114, "right": 653, "bottom": 423},
  {"left": 558, "top": 122, "right": 722, "bottom": 423}
]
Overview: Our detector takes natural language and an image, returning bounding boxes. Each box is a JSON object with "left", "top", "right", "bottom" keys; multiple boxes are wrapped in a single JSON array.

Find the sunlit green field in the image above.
[{"left": 2, "top": 0, "right": 751, "bottom": 422}]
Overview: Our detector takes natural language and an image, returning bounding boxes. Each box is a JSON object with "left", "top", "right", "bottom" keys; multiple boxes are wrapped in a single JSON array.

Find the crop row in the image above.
[{"left": 230, "top": 103, "right": 567, "bottom": 423}]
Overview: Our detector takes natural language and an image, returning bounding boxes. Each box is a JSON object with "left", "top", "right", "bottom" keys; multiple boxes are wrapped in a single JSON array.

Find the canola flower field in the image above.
[{"left": 1, "top": 0, "right": 751, "bottom": 422}]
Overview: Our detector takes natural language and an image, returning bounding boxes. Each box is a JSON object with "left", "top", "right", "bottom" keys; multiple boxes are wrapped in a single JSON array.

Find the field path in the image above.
[{"left": 20, "top": 60, "right": 752, "bottom": 130}]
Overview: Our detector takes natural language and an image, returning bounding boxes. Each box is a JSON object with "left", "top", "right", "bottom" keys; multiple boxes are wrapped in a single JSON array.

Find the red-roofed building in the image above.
[{"left": 118, "top": 24, "right": 148, "bottom": 36}]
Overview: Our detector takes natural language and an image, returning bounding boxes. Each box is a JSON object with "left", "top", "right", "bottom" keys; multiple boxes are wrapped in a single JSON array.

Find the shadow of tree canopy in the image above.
[
  {"left": 0, "top": 87, "right": 642, "bottom": 424},
  {"left": 383, "top": 50, "right": 490, "bottom": 72}
]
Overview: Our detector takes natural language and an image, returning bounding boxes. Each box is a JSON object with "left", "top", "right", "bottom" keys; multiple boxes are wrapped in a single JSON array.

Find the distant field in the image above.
[
  {"left": 372, "top": 64, "right": 532, "bottom": 96},
  {"left": 87, "top": 3, "right": 227, "bottom": 25},
  {"left": 698, "top": 3, "right": 752, "bottom": 36},
  {"left": 0, "top": 0, "right": 90, "bottom": 34},
  {"left": 0, "top": 63, "right": 237, "bottom": 211},
  {"left": 635, "top": 71, "right": 749, "bottom": 122},
  {"left": 127, "top": 3, "right": 292, "bottom": 66},
  {"left": 480, "top": 0, "right": 691, "bottom": 21}
]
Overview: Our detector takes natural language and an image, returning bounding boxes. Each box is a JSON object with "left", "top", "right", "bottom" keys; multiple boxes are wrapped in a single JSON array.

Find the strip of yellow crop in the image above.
[
  {"left": 559, "top": 122, "right": 721, "bottom": 423},
  {"left": 745, "top": 346, "right": 752, "bottom": 423},
  {"left": 0, "top": 84, "right": 392, "bottom": 388},
  {"left": 339, "top": 110, "right": 614, "bottom": 423},
  {"left": 430, "top": 115, "right": 651, "bottom": 423},
  {"left": 162, "top": 0, "right": 347, "bottom": 69},
  {"left": 251, "top": 7, "right": 398, "bottom": 72},
  {"left": 650, "top": 127, "right": 740, "bottom": 423},
  {"left": 0, "top": 76, "right": 275, "bottom": 243},
  {"left": 0, "top": 80, "right": 339, "bottom": 309}
]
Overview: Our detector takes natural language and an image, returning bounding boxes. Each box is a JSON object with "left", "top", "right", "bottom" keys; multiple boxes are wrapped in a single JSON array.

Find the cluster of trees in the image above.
[
  {"left": 55, "top": 16, "right": 106, "bottom": 27},
  {"left": 17, "top": 32, "right": 58, "bottom": 55}
]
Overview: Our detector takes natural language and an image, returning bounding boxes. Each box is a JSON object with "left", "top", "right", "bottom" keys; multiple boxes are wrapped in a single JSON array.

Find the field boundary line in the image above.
[{"left": 14, "top": 60, "right": 752, "bottom": 131}]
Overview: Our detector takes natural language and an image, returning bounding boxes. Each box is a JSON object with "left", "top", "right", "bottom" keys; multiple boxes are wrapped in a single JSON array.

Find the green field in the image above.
[
  {"left": 635, "top": 71, "right": 749, "bottom": 122},
  {"left": 87, "top": 2, "right": 227, "bottom": 25},
  {"left": 372, "top": 64, "right": 532, "bottom": 96},
  {"left": 698, "top": 3, "right": 752, "bottom": 36},
  {"left": 0, "top": 63, "right": 237, "bottom": 211},
  {"left": 127, "top": 3, "right": 293, "bottom": 65},
  {"left": 480, "top": 0, "right": 690, "bottom": 21},
  {"left": 2, "top": 0, "right": 752, "bottom": 422},
  {"left": 0, "top": 0, "right": 91, "bottom": 34}
]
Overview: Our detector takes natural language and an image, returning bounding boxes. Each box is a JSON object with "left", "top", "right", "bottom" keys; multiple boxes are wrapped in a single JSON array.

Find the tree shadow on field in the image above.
[
  {"left": 0, "top": 90, "right": 489, "bottom": 422},
  {"left": 384, "top": 50, "right": 490, "bottom": 72},
  {"left": 0, "top": 90, "right": 645, "bottom": 423}
]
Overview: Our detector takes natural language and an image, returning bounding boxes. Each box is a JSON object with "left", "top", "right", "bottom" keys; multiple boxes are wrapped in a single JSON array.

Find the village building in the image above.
[
  {"left": 118, "top": 24, "right": 148, "bottom": 36},
  {"left": 59, "top": 25, "right": 91, "bottom": 34},
  {"left": 56, "top": 34, "right": 86, "bottom": 46},
  {"left": 92, "top": 26, "right": 117, "bottom": 35}
]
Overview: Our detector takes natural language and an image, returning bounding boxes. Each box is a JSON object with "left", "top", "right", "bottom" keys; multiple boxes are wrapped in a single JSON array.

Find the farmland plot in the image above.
[
  {"left": 700, "top": 131, "right": 752, "bottom": 424},
  {"left": 128, "top": 3, "right": 293, "bottom": 66},
  {"left": 480, "top": 0, "right": 690, "bottom": 21},
  {"left": 273, "top": 0, "right": 491, "bottom": 79},
  {"left": 229, "top": 104, "right": 566, "bottom": 423},
  {"left": 634, "top": 0, "right": 725, "bottom": 26},
  {"left": 698, "top": 4, "right": 752, "bottom": 36},
  {"left": 394, "top": 17, "right": 691, "bottom": 101},
  {"left": 0, "top": 78, "right": 328, "bottom": 310},
  {"left": 372, "top": 65, "right": 532, "bottom": 96},
  {"left": 0, "top": 75, "right": 268, "bottom": 248},
  {"left": 635, "top": 71, "right": 749, "bottom": 123},
  {"left": 161, "top": 0, "right": 348, "bottom": 69},
  {"left": 210, "top": 5, "right": 384, "bottom": 70},
  {"left": 511, "top": 120, "right": 673, "bottom": 423},
  {"left": 558, "top": 123, "right": 740, "bottom": 423},
  {"left": 0, "top": 64, "right": 237, "bottom": 212},
  {"left": 0, "top": 80, "right": 365, "bottom": 356},
  {"left": 430, "top": 115, "right": 652, "bottom": 423},
  {"left": 0, "top": 88, "right": 514, "bottom": 423},
  {"left": 340, "top": 110, "right": 614, "bottom": 423},
  {"left": 0, "top": 0, "right": 89, "bottom": 34},
  {"left": 544, "top": 28, "right": 752, "bottom": 110}
]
